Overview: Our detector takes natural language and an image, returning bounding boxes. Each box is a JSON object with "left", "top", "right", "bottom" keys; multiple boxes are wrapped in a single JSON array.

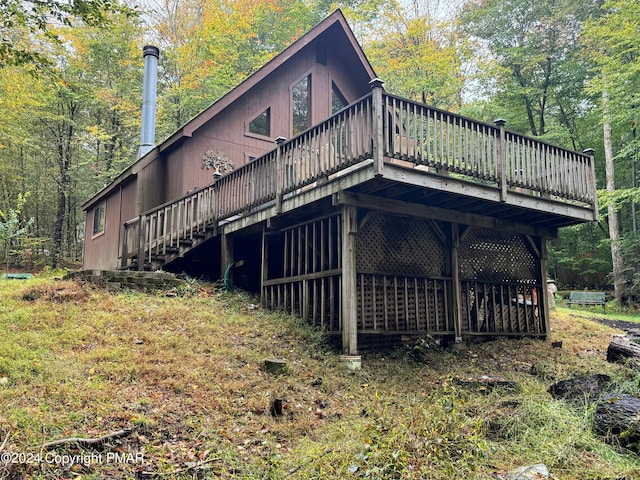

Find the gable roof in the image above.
[{"left": 83, "top": 9, "right": 376, "bottom": 211}]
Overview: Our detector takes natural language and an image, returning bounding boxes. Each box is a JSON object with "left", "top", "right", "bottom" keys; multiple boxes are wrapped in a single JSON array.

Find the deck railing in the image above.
[
  {"left": 121, "top": 90, "right": 596, "bottom": 269},
  {"left": 121, "top": 186, "right": 217, "bottom": 268},
  {"left": 382, "top": 93, "right": 596, "bottom": 203}
]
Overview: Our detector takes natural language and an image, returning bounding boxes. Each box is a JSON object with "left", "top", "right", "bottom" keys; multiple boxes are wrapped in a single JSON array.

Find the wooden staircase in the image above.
[{"left": 121, "top": 186, "right": 219, "bottom": 270}]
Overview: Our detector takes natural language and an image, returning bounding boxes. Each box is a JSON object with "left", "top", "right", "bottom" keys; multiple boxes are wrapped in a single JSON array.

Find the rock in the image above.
[{"left": 505, "top": 463, "right": 549, "bottom": 480}]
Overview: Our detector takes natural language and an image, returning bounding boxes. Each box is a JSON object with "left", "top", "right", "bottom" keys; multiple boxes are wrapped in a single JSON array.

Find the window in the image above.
[
  {"left": 292, "top": 74, "right": 311, "bottom": 135},
  {"left": 92, "top": 201, "right": 105, "bottom": 236},
  {"left": 331, "top": 83, "right": 347, "bottom": 114},
  {"left": 248, "top": 108, "right": 270, "bottom": 137}
]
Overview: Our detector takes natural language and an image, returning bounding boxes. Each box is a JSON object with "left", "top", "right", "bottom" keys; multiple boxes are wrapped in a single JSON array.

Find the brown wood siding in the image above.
[
  {"left": 138, "top": 152, "right": 167, "bottom": 212},
  {"left": 169, "top": 39, "right": 372, "bottom": 198},
  {"left": 83, "top": 179, "right": 137, "bottom": 270},
  {"left": 164, "top": 147, "right": 185, "bottom": 203}
]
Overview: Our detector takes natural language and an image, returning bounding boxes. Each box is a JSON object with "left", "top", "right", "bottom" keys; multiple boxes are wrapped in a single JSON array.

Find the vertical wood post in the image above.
[
  {"left": 261, "top": 226, "right": 268, "bottom": 307},
  {"left": 450, "top": 223, "right": 463, "bottom": 342},
  {"left": 584, "top": 148, "right": 598, "bottom": 222},
  {"left": 121, "top": 222, "right": 129, "bottom": 269},
  {"left": 275, "top": 136, "right": 287, "bottom": 214},
  {"left": 137, "top": 215, "right": 145, "bottom": 271},
  {"left": 341, "top": 205, "right": 358, "bottom": 355},
  {"left": 539, "top": 237, "right": 550, "bottom": 339},
  {"left": 494, "top": 118, "right": 507, "bottom": 202},
  {"left": 221, "top": 232, "right": 234, "bottom": 283},
  {"left": 369, "top": 78, "right": 385, "bottom": 177}
]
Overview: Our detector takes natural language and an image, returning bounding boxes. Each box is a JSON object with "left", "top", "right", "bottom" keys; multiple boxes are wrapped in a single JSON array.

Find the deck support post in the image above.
[
  {"left": 341, "top": 205, "right": 358, "bottom": 355},
  {"left": 451, "top": 223, "right": 463, "bottom": 342},
  {"left": 261, "top": 226, "right": 268, "bottom": 307},
  {"left": 275, "top": 136, "right": 287, "bottom": 214},
  {"left": 121, "top": 223, "right": 129, "bottom": 269},
  {"left": 137, "top": 215, "right": 146, "bottom": 271},
  {"left": 369, "top": 78, "right": 385, "bottom": 177},
  {"left": 539, "top": 238, "right": 550, "bottom": 339},
  {"left": 221, "top": 232, "right": 234, "bottom": 284},
  {"left": 494, "top": 119, "right": 507, "bottom": 202}
]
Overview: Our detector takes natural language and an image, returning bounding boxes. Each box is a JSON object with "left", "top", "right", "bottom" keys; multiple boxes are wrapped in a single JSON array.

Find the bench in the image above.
[
  {"left": 1, "top": 273, "right": 33, "bottom": 280},
  {"left": 567, "top": 291, "right": 606, "bottom": 313}
]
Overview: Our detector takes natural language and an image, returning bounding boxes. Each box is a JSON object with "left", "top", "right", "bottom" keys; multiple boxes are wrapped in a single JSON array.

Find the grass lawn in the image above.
[{"left": 1, "top": 275, "right": 639, "bottom": 479}]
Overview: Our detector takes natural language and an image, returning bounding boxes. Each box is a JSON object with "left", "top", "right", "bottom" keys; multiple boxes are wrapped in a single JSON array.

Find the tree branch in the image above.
[
  {"left": 0, "top": 430, "right": 10, "bottom": 453},
  {"left": 140, "top": 457, "right": 220, "bottom": 477},
  {"left": 42, "top": 427, "right": 135, "bottom": 450}
]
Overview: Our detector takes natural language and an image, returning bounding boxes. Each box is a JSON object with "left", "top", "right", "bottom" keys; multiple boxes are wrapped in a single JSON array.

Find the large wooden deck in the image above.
[
  {"left": 121, "top": 86, "right": 597, "bottom": 271},
  {"left": 119, "top": 85, "right": 597, "bottom": 349}
]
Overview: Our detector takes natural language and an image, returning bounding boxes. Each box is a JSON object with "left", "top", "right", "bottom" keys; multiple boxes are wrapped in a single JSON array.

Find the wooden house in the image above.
[{"left": 81, "top": 10, "right": 598, "bottom": 354}]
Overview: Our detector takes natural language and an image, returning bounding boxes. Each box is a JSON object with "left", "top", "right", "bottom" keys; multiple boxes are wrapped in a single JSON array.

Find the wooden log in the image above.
[
  {"left": 594, "top": 394, "right": 640, "bottom": 452},
  {"left": 548, "top": 374, "right": 611, "bottom": 406},
  {"left": 607, "top": 335, "right": 640, "bottom": 364}
]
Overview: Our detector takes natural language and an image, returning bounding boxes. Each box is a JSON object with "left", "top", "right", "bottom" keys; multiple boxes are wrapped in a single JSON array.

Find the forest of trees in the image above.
[{"left": 0, "top": 0, "right": 638, "bottom": 305}]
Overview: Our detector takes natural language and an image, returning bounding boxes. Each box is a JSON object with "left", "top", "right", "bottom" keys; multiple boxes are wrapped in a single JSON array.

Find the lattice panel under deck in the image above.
[
  {"left": 460, "top": 281, "right": 544, "bottom": 335},
  {"left": 356, "top": 214, "right": 446, "bottom": 277},
  {"left": 458, "top": 227, "right": 538, "bottom": 284},
  {"left": 458, "top": 228, "right": 545, "bottom": 336},
  {"left": 357, "top": 274, "right": 453, "bottom": 334}
]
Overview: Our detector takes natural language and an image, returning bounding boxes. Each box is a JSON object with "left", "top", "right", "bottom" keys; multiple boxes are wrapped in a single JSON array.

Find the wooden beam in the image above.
[
  {"left": 261, "top": 227, "right": 268, "bottom": 306},
  {"left": 221, "top": 233, "right": 234, "bottom": 281},
  {"left": 539, "top": 238, "right": 550, "bottom": 339},
  {"left": 341, "top": 205, "right": 358, "bottom": 355},
  {"left": 524, "top": 235, "right": 541, "bottom": 258},
  {"left": 428, "top": 219, "right": 447, "bottom": 246},
  {"left": 382, "top": 165, "right": 595, "bottom": 224},
  {"left": 334, "top": 191, "right": 558, "bottom": 239},
  {"left": 451, "top": 224, "right": 463, "bottom": 342},
  {"left": 459, "top": 225, "right": 473, "bottom": 243}
]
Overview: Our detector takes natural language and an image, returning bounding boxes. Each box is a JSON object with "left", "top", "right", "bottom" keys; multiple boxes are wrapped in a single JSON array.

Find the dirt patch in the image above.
[
  {"left": 569, "top": 313, "right": 640, "bottom": 332},
  {"left": 22, "top": 280, "right": 89, "bottom": 302}
]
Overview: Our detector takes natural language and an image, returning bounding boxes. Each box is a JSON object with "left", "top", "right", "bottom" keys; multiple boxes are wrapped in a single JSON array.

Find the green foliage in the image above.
[
  {"left": 0, "top": 0, "right": 137, "bottom": 67},
  {"left": 0, "top": 193, "right": 34, "bottom": 270},
  {"left": 460, "top": 0, "right": 600, "bottom": 154},
  {"left": 548, "top": 223, "right": 612, "bottom": 289},
  {"left": 362, "top": 0, "right": 469, "bottom": 110}
]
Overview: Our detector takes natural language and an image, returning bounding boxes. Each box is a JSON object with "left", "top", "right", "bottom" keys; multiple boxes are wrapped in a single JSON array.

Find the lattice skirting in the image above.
[
  {"left": 356, "top": 273, "right": 453, "bottom": 334},
  {"left": 262, "top": 212, "right": 547, "bottom": 339}
]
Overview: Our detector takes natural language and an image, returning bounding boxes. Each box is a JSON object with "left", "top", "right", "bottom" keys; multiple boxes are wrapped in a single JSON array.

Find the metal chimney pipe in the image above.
[{"left": 138, "top": 45, "right": 159, "bottom": 159}]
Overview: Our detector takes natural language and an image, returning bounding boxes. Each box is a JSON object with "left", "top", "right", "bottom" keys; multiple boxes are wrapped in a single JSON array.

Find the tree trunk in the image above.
[
  {"left": 603, "top": 90, "right": 625, "bottom": 302},
  {"left": 607, "top": 333, "right": 640, "bottom": 364},
  {"left": 594, "top": 394, "right": 640, "bottom": 452}
]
